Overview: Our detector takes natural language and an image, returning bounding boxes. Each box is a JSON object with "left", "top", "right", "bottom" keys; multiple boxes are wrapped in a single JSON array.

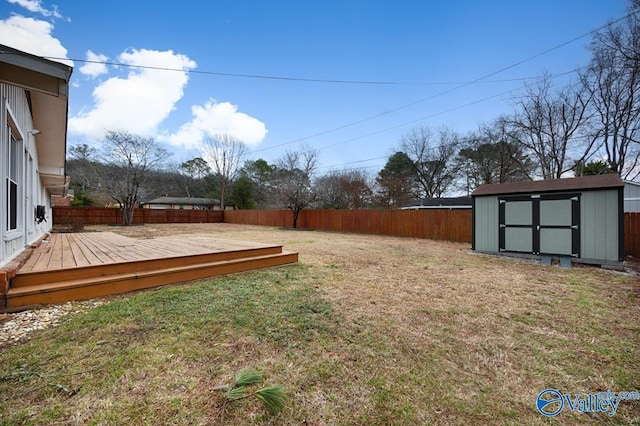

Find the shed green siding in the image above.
[
  {"left": 474, "top": 189, "right": 621, "bottom": 263},
  {"left": 472, "top": 175, "right": 623, "bottom": 265},
  {"left": 474, "top": 196, "right": 499, "bottom": 252},
  {"left": 580, "top": 190, "right": 619, "bottom": 262}
]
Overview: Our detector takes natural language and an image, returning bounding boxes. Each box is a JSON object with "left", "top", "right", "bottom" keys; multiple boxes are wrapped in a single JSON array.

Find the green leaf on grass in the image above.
[
  {"left": 235, "top": 369, "right": 264, "bottom": 386},
  {"left": 225, "top": 386, "right": 249, "bottom": 400},
  {"left": 254, "top": 385, "right": 287, "bottom": 414}
]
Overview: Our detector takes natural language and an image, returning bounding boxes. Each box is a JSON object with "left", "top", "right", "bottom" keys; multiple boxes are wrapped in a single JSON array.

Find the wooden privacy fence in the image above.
[
  {"left": 53, "top": 207, "right": 224, "bottom": 225},
  {"left": 225, "top": 209, "right": 473, "bottom": 243},
  {"left": 625, "top": 212, "right": 640, "bottom": 259},
  {"left": 224, "top": 209, "right": 293, "bottom": 228}
]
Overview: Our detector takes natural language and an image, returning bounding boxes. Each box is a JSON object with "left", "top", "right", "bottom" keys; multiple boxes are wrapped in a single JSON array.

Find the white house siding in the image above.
[
  {"left": 1, "top": 83, "right": 51, "bottom": 267},
  {"left": 624, "top": 181, "right": 640, "bottom": 212}
]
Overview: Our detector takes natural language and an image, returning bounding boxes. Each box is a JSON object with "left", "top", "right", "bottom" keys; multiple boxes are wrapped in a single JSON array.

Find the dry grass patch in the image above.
[{"left": 1, "top": 223, "right": 638, "bottom": 425}]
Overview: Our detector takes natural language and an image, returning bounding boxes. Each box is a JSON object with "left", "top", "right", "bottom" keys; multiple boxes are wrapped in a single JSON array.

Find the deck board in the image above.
[
  {"left": 61, "top": 234, "right": 77, "bottom": 269},
  {"left": 76, "top": 233, "right": 136, "bottom": 264},
  {"left": 31, "top": 234, "right": 57, "bottom": 271},
  {"left": 67, "top": 234, "right": 92, "bottom": 267},
  {"left": 69, "top": 234, "right": 106, "bottom": 266},
  {"left": 17, "top": 232, "right": 279, "bottom": 272}
]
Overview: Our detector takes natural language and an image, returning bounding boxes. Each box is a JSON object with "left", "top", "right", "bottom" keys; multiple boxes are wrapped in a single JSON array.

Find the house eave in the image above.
[
  {"left": 0, "top": 45, "right": 72, "bottom": 96},
  {"left": 40, "top": 173, "right": 70, "bottom": 196},
  {"left": 0, "top": 44, "right": 73, "bottom": 179}
]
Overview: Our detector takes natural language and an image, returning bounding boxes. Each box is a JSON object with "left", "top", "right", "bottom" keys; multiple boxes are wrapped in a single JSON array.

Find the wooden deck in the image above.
[{"left": 6, "top": 232, "right": 297, "bottom": 309}]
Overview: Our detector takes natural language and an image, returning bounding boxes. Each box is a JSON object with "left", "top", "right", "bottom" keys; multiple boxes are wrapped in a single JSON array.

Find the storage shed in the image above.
[{"left": 472, "top": 174, "right": 624, "bottom": 267}]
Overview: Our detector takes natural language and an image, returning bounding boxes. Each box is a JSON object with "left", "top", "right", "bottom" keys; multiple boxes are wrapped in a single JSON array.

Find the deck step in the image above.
[
  {"left": 6, "top": 251, "right": 298, "bottom": 309},
  {"left": 12, "top": 245, "right": 283, "bottom": 288}
]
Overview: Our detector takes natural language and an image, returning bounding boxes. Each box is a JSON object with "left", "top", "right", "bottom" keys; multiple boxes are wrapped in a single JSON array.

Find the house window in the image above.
[
  {"left": 6, "top": 129, "right": 22, "bottom": 232},
  {"left": 26, "top": 153, "right": 34, "bottom": 229}
]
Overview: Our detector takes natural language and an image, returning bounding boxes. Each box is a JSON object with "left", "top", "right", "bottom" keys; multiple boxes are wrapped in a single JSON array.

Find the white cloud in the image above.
[
  {"left": 163, "top": 99, "right": 268, "bottom": 149},
  {"left": 7, "top": 0, "right": 65, "bottom": 19},
  {"left": 79, "top": 50, "right": 108, "bottom": 78},
  {"left": 68, "top": 48, "right": 197, "bottom": 141},
  {"left": 0, "top": 15, "right": 72, "bottom": 66}
]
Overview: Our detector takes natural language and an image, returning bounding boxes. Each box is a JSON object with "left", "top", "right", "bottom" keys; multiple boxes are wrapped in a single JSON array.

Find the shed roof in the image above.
[
  {"left": 145, "top": 197, "right": 219, "bottom": 205},
  {"left": 472, "top": 174, "right": 624, "bottom": 197},
  {"left": 402, "top": 196, "right": 472, "bottom": 209}
]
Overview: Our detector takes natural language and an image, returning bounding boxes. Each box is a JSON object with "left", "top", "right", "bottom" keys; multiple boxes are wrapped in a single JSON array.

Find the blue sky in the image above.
[{"left": 0, "top": 0, "right": 630, "bottom": 176}]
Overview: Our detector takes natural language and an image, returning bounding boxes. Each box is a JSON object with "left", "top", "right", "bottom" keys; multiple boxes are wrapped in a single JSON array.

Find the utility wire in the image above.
[
  {"left": 29, "top": 55, "right": 559, "bottom": 86},
  {"left": 257, "top": 65, "right": 578, "bottom": 166},
  {"left": 319, "top": 155, "right": 390, "bottom": 169},
  {"left": 314, "top": 86, "right": 521, "bottom": 156},
  {"left": 38, "top": 57, "right": 403, "bottom": 85},
  {"left": 33, "top": 10, "right": 636, "bottom": 172},
  {"left": 40, "top": 8, "right": 626, "bottom": 159},
  {"left": 250, "top": 10, "right": 635, "bottom": 156},
  {"left": 314, "top": 79, "right": 607, "bottom": 172}
]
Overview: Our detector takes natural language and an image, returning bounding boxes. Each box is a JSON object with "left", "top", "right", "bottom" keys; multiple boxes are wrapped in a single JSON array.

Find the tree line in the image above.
[{"left": 66, "top": 2, "right": 640, "bottom": 226}]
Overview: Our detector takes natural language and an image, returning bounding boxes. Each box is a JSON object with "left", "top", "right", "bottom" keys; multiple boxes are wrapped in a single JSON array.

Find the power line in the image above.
[
  {"left": 249, "top": 10, "right": 635, "bottom": 157},
  {"left": 42, "top": 8, "right": 627, "bottom": 163},
  {"left": 38, "top": 57, "right": 404, "bottom": 85},
  {"left": 40, "top": 9, "right": 637, "bottom": 174},
  {"left": 314, "top": 86, "right": 520, "bottom": 155},
  {"left": 27, "top": 55, "right": 559, "bottom": 86},
  {"left": 256, "top": 66, "right": 576, "bottom": 165},
  {"left": 317, "top": 155, "right": 390, "bottom": 170},
  {"left": 314, "top": 81, "right": 609, "bottom": 172}
]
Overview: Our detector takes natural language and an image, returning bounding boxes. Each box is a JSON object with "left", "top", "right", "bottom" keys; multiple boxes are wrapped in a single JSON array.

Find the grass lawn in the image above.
[{"left": 1, "top": 223, "right": 639, "bottom": 425}]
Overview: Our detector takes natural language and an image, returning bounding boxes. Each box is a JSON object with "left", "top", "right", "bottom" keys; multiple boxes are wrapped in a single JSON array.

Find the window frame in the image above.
[{"left": 4, "top": 109, "right": 24, "bottom": 240}]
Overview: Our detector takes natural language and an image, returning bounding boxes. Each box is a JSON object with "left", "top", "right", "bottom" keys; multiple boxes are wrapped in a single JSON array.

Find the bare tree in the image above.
[
  {"left": 201, "top": 134, "right": 248, "bottom": 210},
  {"left": 315, "top": 169, "right": 372, "bottom": 209},
  {"left": 400, "top": 126, "right": 460, "bottom": 198},
  {"left": 67, "top": 143, "right": 101, "bottom": 194},
  {"left": 100, "top": 130, "right": 171, "bottom": 225},
  {"left": 275, "top": 147, "right": 318, "bottom": 228},
  {"left": 581, "top": 6, "right": 640, "bottom": 180},
  {"left": 507, "top": 76, "right": 593, "bottom": 179},
  {"left": 457, "top": 120, "right": 534, "bottom": 193}
]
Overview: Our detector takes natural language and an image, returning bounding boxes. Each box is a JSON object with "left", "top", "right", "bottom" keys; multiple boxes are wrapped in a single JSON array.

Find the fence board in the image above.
[
  {"left": 224, "top": 209, "right": 292, "bottom": 228},
  {"left": 626, "top": 212, "right": 640, "bottom": 259}
]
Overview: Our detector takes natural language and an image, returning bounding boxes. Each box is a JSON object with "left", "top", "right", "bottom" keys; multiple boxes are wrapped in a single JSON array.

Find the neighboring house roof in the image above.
[
  {"left": 51, "top": 194, "right": 72, "bottom": 207},
  {"left": 144, "top": 197, "right": 220, "bottom": 205},
  {"left": 472, "top": 174, "right": 624, "bottom": 197},
  {"left": 402, "top": 196, "right": 472, "bottom": 209},
  {"left": 0, "top": 44, "right": 73, "bottom": 195}
]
